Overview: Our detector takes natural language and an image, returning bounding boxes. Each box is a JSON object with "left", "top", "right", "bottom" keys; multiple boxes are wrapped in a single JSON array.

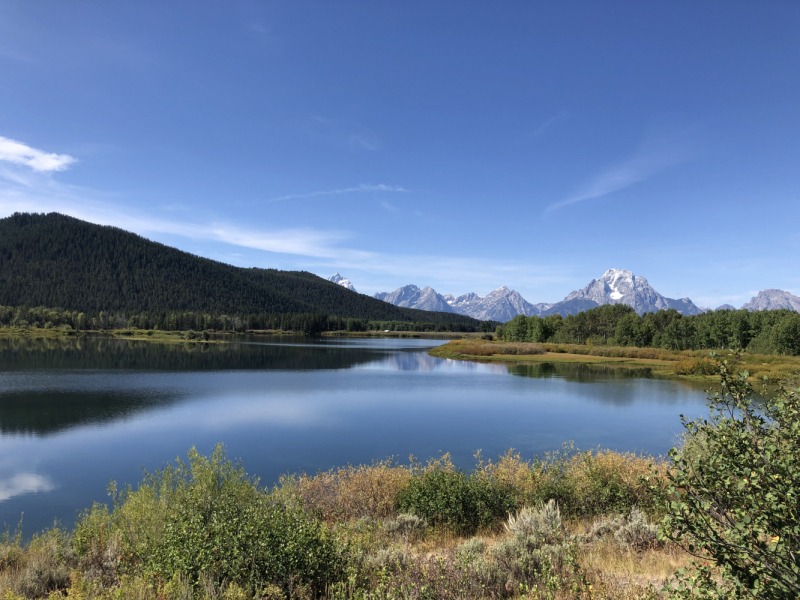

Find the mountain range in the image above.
[{"left": 365, "top": 269, "right": 800, "bottom": 322}]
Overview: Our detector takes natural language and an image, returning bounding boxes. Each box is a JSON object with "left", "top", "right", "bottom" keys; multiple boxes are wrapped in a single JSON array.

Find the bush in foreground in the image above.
[
  {"left": 654, "top": 360, "right": 800, "bottom": 598},
  {"left": 74, "top": 446, "right": 344, "bottom": 598}
]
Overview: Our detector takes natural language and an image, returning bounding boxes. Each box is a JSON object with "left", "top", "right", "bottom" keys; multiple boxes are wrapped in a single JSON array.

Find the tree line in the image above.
[
  {"left": 498, "top": 304, "right": 800, "bottom": 355},
  {"left": 0, "top": 305, "right": 484, "bottom": 334}
]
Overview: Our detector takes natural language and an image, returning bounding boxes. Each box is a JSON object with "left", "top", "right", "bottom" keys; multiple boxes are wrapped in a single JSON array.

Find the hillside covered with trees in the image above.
[
  {"left": 499, "top": 304, "right": 800, "bottom": 355},
  {"left": 0, "top": 213, "right": 481, "bottom": 328}
]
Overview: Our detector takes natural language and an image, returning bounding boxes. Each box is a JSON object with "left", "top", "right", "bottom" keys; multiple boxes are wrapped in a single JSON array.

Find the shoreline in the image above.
[{"left": 0, "top": 326, "right": 477, "bottom": 343}]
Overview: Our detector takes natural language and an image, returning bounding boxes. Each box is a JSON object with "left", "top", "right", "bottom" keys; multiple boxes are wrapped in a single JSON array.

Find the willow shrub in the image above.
[
  {"left": 654, "top": 360, "right": 800, "bottom": 598},
  {"left": 396, "top": 469, "right": 516, "bottom": 534},
  {"left": 74, "top": 445, "right": 343, "bottom": 598}
]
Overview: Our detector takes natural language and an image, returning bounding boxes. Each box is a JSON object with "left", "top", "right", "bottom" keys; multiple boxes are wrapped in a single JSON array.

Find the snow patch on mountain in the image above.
[{"left": 327, "top": 273, "right": 357, "bottom": 293}]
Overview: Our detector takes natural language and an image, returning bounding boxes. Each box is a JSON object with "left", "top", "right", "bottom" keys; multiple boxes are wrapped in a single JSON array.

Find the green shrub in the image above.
[
  {"left": 655, "top": 362, "right": 800, "bottom": 598},
  {"left": 81, "top": 445, "right": 344, "bottom": 598},
  {"left": 395, "top": 470, "right": 515, "bottom": 533}
]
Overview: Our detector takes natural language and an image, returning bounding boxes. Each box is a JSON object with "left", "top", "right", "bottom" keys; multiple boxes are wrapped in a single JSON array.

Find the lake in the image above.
[{"left": 0, "top": 335, "right": 711, "bottom": 534}]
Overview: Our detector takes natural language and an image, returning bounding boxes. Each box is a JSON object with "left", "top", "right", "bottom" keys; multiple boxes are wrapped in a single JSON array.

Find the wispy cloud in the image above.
[
  {"left": 531, "top": 109, "right": 569, "bottom": 138},
  {"left": 0, "top": 473, "right": 55, "bottom": 502},
  {"left": 545, "top": 127, "right": 694, "bottom": 213},
  {"left": 0, "top": 136, "right": 76, "bottom": 172},
  {"left": 268, "top": 183, "right": 409, "bottom": 203}
]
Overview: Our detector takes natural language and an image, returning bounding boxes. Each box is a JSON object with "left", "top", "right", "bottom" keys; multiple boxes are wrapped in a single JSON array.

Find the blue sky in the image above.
[{"left": 1, "top": 1, "right": 798, "bottom": 308}]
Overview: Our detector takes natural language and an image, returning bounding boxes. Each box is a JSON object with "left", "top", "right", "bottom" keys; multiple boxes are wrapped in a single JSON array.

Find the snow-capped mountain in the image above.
[
  {"left": 327, "top": 273, "right": 357, "bottom": 293},
  {"left": 374, "top": 269, "right": 703, "bottom": 322},
  {"left": 373, "top": 285, "right": 455, "bottom": 313},
  {"left": 741, "top": 289, "right": 800, "bottom": 312},
  {"left": 552, "top": 269, "right": 703, "bottom": 316}
]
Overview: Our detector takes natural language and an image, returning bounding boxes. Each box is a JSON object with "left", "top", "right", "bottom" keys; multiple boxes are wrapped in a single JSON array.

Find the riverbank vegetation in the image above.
[
  {"left": 2, "top": 366, "right": 797, "bottom": 599},
  {"left": 0, "top": 305, "right": 486, "bottom": 336},
  {"left": 498, "top": 305, "right": 800, "bottom": 355},
  {"left": 430, "top": 340, "right": 800, "bottom": 382}
]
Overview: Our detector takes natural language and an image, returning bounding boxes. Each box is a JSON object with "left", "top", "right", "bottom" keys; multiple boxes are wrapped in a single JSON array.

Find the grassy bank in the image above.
[
  {"left": 322, "top": 331, "right": 480, "bottom": 340},
  {"left": 0, "top": 445, "right": 676, "bottom": 600},
  {"left": 429, "top": 339, "right": 800, "bottom": 382}
]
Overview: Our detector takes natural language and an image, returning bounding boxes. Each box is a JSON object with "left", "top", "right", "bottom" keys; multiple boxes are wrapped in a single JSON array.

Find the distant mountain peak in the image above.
[
  {"left": 327, "top": 272, "right": 357, "bottom": 293},
  {"left": 742, "top": 289, "right": 800, "bottom": 312},
  {"left": 373, "top": 284, "right": 454, "bottom": 313},
  {"left": 715, "top": 304, "right": 737, "bottom": 311},
  {"left": 560, "top": 268, "right": 701, "bottom": 316}
]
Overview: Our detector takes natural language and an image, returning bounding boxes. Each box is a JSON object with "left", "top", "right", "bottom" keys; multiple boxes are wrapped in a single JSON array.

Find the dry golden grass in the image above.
[
  {"left": 458, "top": 342, "right": 546, "bottom": 356},
  {"left": 279, "top": 457, "right": 414, "bottom": 522},
  {"left": 578, "top": 540, "right": 686, "bottom": 594}
]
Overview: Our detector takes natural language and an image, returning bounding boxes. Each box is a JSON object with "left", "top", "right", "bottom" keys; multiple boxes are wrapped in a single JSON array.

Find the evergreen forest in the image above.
[{"left": 0, "top": 213, "right": 480, "bottom": 330}]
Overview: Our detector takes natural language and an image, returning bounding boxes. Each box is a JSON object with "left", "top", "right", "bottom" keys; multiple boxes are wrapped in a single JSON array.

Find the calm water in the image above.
[{"left": 0, "top": 336, "right": 711, "bottom": 533}]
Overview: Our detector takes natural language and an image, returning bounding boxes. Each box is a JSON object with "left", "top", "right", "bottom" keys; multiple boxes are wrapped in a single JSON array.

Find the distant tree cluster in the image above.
[
  {"left": 498, "top": 304, "right": 800, "bottom": 355},
  {"left": 0, "top": 305, "right": 485, "bottom": 335}
]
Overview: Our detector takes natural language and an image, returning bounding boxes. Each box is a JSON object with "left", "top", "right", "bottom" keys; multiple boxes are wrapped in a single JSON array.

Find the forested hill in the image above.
[{"left": 0, "top": 213, "right": 478, "bottom": 325}]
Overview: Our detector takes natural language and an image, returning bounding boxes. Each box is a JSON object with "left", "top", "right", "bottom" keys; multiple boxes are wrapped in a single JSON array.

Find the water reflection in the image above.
[
  {"left": 0, "top": 389, "right": 184, "bottom": 436},
  {"left": 0, "top": 336, "right": 712, "bottom": 534},
  {"left": 0, "top": 336, "right": 395, "bottom": 372}
]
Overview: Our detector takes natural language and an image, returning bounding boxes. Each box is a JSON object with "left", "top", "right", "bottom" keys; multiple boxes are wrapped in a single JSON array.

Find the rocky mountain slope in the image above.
[
  {"left": 741, "top": 289, "right": 800, "bottom": 312},
  {"left": 327, "top": 273, "right": 357, "bottom": 293},
  {"left": 373, "top": 285, "right": 455, "bottom": 313},
  {"left": 445, "top": 287, "right": 543, "bottom": 322}
]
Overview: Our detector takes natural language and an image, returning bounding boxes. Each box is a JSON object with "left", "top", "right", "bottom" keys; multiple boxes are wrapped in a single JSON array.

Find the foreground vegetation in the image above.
[
  {"left": 431, "top": 340, "right": 800, "bottom": 382},
  {"left": 2, "top": 366, "right": 798, "bottom": 599}
]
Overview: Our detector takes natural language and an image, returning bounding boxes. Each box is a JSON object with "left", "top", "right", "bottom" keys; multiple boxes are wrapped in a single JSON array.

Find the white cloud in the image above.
[
  {"left": 0, "top": 473, "right": 55, "bottom": 502},
  {"left": 268, "top": 183, "right": 409, "bottom": 203},
  {"left": 0, "top": 136, "right": 76, "bottom": 172}
]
